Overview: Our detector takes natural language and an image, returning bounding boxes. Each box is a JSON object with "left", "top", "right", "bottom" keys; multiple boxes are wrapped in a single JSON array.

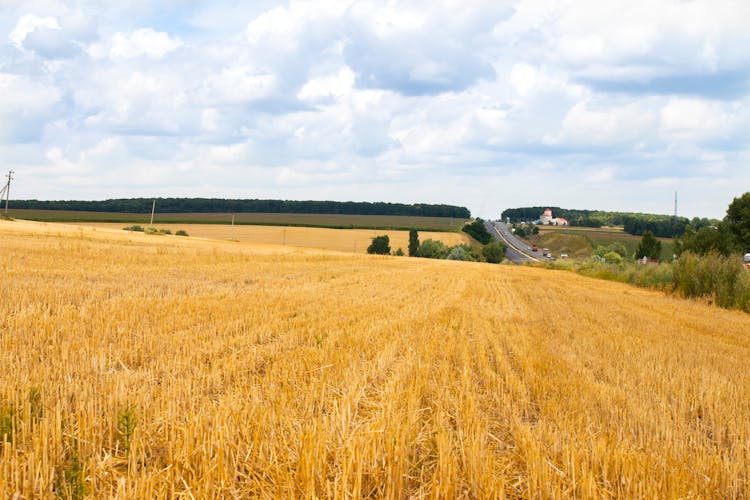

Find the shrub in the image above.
[
  {"left": 672, "top": 252, "right": 750, "bottom": 311},
  {"left": 394, "top": 248, "right": 404, "bottom": 256},
  {"left": 551, "top": 258, "right": 673, "bottom": 290},
  {"left": 158, "top": 229, "right": 172, "bottom": 235},
  {"left": 603, "top": 251, "right": 623, "bottom": 264},
  {"left": 446, "top": 246, "right": 468, "bottom": 261},
  {"left": 367, "top": 235, "right": 391, "bottom": 255},
  {"left": 123, "top": 225, "right": 144, "bottom": 232},
  {"left": 144, "top": 227, "right": 158, "bottom": 235},
  {"left": 175, "top": 230, "right": 189, "bottom": 237},
  {"left": 594, "top": 243, "right": 627, "bottom": 259},
  {"left": 416, "top": 239, "right": 449, "bottom": 259},
  {"left": 483, "top": 241, "right": 506, "bottom": 263}
]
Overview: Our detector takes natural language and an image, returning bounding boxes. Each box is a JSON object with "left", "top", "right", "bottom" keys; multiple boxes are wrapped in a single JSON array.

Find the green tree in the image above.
[
  {"left": 635, "top": 230, "right": 662, "bottom": 260},
  {"left": 462, "top": 218, "right": 492, "bottom": 244},
  {"left": 408, "top": 229, "right": 419, "bottom": 256},
  {"left": 725, "top": 192, "right": 750, "bottom": 250},
  {"left": 367, "top": 235, "right": 391, "bottom": 255},
  {"left": 675, "top": 224, "right": 733, "bottom": 256},
  {"left": 482, "top": 241, "right": 506, "bottom": 263}
]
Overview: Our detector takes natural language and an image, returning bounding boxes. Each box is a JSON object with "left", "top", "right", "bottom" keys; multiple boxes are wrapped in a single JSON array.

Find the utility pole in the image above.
[
  {"left": 150, "top": 199, "right": 156, "bottom": 226},
  {"left": 3, "top": 171, "right": 13, "bottom": 216}
]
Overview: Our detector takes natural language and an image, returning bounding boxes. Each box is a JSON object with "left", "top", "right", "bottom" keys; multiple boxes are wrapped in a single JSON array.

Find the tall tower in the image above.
[{"left": 674, "top": 191, "right": 678, "bottom": 219}]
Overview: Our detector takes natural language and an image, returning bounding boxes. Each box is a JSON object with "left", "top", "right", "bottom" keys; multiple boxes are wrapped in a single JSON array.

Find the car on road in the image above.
[
  {"left": 744, "top": 253, "right": 750, "bottom": 269},
  {"left": 531, "top": 245, "right": 538, "bottom": 252}
]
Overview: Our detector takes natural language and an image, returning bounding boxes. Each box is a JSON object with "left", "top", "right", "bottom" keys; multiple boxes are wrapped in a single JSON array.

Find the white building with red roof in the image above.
[{"left": 539, "top": 208, "right": 568, "bottom": 225}]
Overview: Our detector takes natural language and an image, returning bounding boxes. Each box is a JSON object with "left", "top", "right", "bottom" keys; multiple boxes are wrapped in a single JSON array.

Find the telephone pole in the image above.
[
  {"left": 150, "top": 199, "right": 156, "bottom": 225},
  {"left": 2, "top": 171, "right": 13, "bottom": 216}
]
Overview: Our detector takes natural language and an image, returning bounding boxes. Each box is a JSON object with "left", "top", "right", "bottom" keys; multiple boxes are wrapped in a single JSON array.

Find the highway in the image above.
[{"left": 484, "top": 220, "right": 541, "bottom": 264}]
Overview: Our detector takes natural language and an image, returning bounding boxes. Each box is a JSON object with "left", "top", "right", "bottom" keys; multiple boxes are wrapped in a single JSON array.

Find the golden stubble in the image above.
[{"left": 1, "top": 220, "right": 749, "bottom": 498}]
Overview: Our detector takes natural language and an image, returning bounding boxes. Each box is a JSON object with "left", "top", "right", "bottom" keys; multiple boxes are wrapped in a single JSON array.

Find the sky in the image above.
[{"left": 1, "top": 0, "right": 749, "bottom": 219}]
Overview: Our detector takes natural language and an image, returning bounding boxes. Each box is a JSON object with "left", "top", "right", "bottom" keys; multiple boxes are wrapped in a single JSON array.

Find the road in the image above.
[{"left": 484, "top": 220, "right": 541, "bottom": 264}]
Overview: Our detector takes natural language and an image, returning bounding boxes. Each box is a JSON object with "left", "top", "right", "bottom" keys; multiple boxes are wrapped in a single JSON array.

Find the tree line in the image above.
[
  {"left": 501, "top": 206, "right": 718, "bottom": 238},
  {"left": 675, "top": 192, "right": 750, "bottom": 257},
  {"left": 11, "top": 198, "right": 471, "bottom": 218}
]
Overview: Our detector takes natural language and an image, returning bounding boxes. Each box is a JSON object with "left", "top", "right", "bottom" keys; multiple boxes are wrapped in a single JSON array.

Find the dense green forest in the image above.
[
  {"left": 11, "top": 198, "right": 470, "bottom": 218},
  {"left": 501, "top": 206, "right": 716, "bottom": 238}
]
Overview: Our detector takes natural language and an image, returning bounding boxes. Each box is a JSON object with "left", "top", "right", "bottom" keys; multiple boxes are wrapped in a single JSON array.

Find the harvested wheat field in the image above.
[
  {"left": 71, "top": 222, "right": 473, "bottom": 254},
  {"left": 1, "top": 220, "right": 749, "bottom": 498}
]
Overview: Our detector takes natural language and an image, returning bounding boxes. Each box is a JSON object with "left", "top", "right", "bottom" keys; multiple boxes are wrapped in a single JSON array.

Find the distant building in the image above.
[
  {"left": 539, "top": 208, "right": 568, "bottom": 226},
  {"left": 540, "top": 208, "right": 553, "bottom": 224}
]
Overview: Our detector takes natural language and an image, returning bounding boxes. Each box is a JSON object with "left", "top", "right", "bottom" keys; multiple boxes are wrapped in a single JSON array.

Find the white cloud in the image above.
[
  {"left": 510, "top": 63, "right": 537, "bottom": 97},
  {"left": 0, "top": 73, "right": 61, "bottom": 142},
  {"left": 89, "top": 28, "right": 182, "bottom": 60},
  {"left": 552, "top": 99, "right": 656, "bottom": 147},
  {"left": 9, "top": 14, "right": 60, "bottom": 48},
  {"left": 585, "top": 166, "right": 616, "bottom": 184},
  {"left": 297, "top": 67, "right": 355, "bottom": 101},
  {"left": 1, "top": 1, "right": 749, "bottom": 220},
  {"left": 199, "top": 65, "right": 277, "bottom": 105},
  {"left": 659, "top": 98, "right": 729, "bottom": 138}
]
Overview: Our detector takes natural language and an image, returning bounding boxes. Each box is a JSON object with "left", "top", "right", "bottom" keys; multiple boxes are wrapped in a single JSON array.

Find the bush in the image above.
[
  {"left": 417, "top": 239, "right": 449, "bottom": 259},
  {"left": 123, "top": 225, "right": 144, "bottom": 232},
  {"left": 394, "top": 248, "right": 404, "bottom": 256},
  {"left": 175, "top": 230, "right": 189, "bottom": 236},
  {"left": 367, "top": 235, "right": 391, "bottom": 255},
  {"left": 158, "top": 228, "right": 172, "bottom": 235},
  {"left": 446, "top": 246, "right": 468, "bottom": 261},
  {"left": 483, "top": 241, "right": 506, "bottom": 263},
  {"left": 594, "top": 243, "right": 628, "bottom": 259},
  {"left": 144, "top": 227, "right": 158, "bottom": 235},
  {"left": 602, "top": 251, "right": 623, "bottom": 264},
  {"left": 672, "top": 252, "right": 750, "bottom": 311},
  {"left": 551, "top": 258, "right": 673, "bottom": 290}
]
